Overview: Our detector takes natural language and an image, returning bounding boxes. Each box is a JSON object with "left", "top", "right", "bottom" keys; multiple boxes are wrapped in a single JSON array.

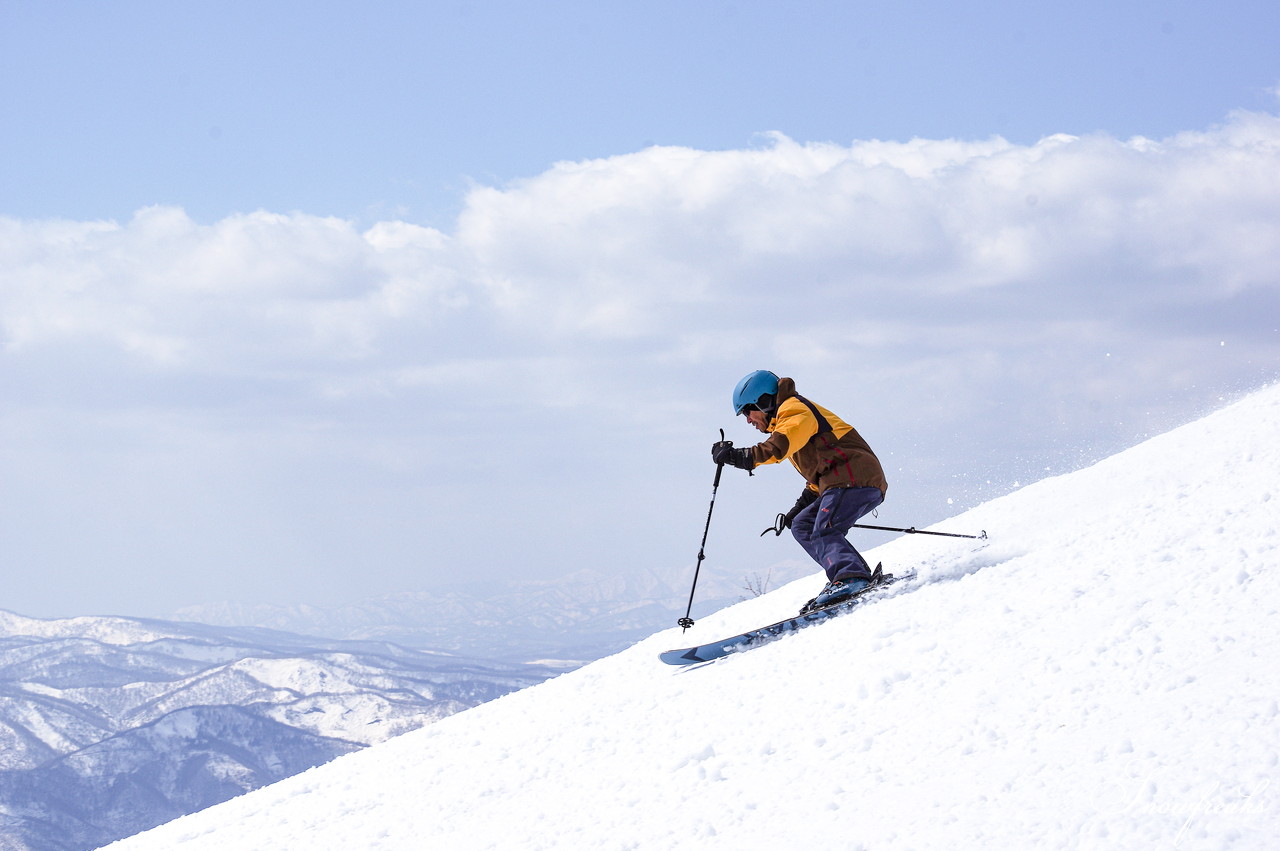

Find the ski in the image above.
[{"left": 660, "top": 565, "right": 910, "bottom": 666}]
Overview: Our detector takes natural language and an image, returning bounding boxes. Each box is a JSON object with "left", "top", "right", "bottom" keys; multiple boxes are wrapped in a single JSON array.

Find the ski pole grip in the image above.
[{"left": 712, "top": 428, "right": 726, "bottom": 486}]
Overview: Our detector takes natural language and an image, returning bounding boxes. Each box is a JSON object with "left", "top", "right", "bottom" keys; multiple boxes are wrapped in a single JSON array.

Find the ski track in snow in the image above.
[{"left": 106, "top": 384, "right": 1280, "bottom": 850}]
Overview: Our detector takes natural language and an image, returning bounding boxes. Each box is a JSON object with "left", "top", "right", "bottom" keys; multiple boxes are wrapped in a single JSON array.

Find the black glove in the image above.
[
  {"left": 761, "top": 487, "right": 819, "bottom": 536},
  {"left": 783, "top": 487, "right": 820, "bottom": 526},
  {"left": 711, "top": 440, "right": 755, "bottom": 471}
]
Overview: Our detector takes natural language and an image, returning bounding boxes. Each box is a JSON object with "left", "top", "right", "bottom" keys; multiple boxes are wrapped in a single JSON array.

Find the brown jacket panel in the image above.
[{"left": 749, "top": 377, "right": 888, "bottom": 496}]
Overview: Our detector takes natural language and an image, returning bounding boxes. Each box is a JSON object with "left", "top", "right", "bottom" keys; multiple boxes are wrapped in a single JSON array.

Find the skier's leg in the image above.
[
  {"left": 808, "top": 486, "right": 884, "bottom": 583},
  {"left": 789, "top": 500, "right": 826, "bottom": 572}
]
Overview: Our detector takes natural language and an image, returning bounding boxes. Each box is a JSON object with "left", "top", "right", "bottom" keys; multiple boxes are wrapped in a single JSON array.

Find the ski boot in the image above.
[{"left": 799, "top": 564, "right": 885, "bottom": 614}]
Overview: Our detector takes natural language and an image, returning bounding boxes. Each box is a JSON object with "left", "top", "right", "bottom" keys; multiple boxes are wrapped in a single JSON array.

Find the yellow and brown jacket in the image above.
[{"left": 748, "top": 377, "right": 888, "bottom": 497}]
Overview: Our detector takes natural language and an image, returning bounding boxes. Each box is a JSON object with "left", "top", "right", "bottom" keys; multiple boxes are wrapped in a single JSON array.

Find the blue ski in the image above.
[{"left": 659, "top": 566, "right": 905, "bottom": 666}]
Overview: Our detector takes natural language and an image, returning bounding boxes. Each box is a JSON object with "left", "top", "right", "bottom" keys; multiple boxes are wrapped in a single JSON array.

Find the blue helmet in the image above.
[{"left": 732, "top": 370, "right": 779, "bottom": 415}]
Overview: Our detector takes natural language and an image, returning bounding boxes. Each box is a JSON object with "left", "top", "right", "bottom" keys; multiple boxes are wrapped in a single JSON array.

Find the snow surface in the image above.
[{"left": 106, "top": 384, "right": 1280, "bottom": 850}]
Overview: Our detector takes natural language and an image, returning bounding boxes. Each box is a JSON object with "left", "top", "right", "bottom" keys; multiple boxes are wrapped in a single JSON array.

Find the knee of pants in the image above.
[
  {"left": 810, "top": 523, "right": 852, "bottom": 544},
  {"left": 789, "top": 503, "right": 819, "bottom": 544}
]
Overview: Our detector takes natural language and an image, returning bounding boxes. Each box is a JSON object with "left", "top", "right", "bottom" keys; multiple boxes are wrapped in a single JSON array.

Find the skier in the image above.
[{"left": 712, "top": 370, "right": 889, "bottom": 613}]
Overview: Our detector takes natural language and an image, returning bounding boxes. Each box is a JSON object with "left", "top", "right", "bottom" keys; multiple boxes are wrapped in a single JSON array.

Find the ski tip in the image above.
[{"left": 659, "top": 648, "right": 708, "bottom": 666}]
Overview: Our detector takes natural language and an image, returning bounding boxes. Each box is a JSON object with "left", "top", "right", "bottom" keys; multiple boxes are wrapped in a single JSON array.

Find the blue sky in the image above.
[
  {"left": 5, "top": 0, "right": 1277, "bottom": 226},
  {"left": 2, "top": 1, "right": 1279, "bottom": 621}
]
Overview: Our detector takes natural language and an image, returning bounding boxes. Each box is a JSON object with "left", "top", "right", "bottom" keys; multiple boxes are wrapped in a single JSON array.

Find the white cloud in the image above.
[
  {"left": 5, "top": 111, "right": 1277, "bottom": 369},
  {"left": 448, "top": 112, "right": 1280, "bottom": 348},
  {"left": 0, "top": 207, "right": 468, "bottom": 368},
  {"left": 1, "top": 110, "right": 1278, "bottom": 616}
]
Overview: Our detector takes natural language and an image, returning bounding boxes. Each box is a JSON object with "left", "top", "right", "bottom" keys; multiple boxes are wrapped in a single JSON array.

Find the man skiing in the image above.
[{"left": 712, "top": 370, "right": 889, "bottom": 613}]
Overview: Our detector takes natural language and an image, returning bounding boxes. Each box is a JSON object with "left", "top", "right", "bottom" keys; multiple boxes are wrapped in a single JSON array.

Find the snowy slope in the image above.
[{"left": 107, "top": 384, "right": 1280, "bottom": 851}]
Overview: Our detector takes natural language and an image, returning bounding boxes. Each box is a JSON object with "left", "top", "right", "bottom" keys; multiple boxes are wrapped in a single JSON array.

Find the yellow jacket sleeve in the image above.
[{"left": 751, "top": 398, "right": 819, "bottom": 466}]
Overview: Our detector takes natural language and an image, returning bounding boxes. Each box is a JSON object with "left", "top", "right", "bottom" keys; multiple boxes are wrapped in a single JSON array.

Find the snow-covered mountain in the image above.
[
  {"left": 171, "top": 562, "right": 814, "bottom": 663},
  {"left": 0, "top": 613, "right": 554, "bottom": 851},
  {"left": 104, "top": 383, "right": 1280, "bottom": 850}
]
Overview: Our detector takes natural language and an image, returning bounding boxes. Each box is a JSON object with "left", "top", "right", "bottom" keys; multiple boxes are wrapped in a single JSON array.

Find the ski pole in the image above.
[
  {"left": 678, "top": 430, "right": 726, "bottom": 631},
  {"left": 761, "top": 514, "right": 986, "bottom": 540},
  {"left": 851, "top": 523, "right": 987, "bottom": 540}
]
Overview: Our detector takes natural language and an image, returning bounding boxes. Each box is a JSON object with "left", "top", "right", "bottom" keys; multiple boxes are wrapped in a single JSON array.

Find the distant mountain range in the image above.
[
  {"left": 0, "top": 610, "right": 554, "bottom": 851},
  {"left": 169, "top": 563, "right": 818, "bottom": 663},
  {"left": 0, "top": 562, "right": 817, "bottom": 850}
]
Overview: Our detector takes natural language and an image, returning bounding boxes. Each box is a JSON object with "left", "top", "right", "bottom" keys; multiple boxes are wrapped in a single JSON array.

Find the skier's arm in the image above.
[{"left": 750, "top": 403, "right": 818, "bottom": 466}]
